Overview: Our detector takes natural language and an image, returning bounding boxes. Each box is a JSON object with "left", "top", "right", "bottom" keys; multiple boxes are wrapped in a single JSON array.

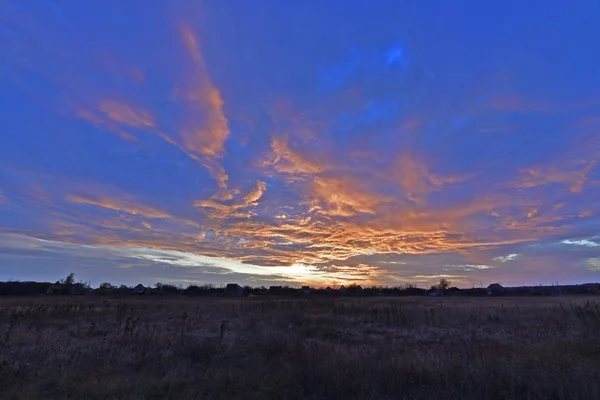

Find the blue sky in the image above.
[{"left": 0, "top": 0, "right": 599, "bottom": 287}]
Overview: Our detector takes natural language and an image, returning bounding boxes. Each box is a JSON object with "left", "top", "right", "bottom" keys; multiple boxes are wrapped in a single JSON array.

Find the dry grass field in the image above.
[{"left": 1, "top": 295, "right": 600, "bottom": 399}]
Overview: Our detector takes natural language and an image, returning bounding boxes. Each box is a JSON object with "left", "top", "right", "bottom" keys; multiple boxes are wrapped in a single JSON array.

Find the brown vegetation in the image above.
[{"left": 1, "top": 296, "right": 600, "bottom": 399}]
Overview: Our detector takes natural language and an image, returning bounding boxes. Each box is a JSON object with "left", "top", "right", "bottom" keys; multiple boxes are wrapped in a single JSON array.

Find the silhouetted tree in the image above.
[
  {"left": 97, "top": 282, "right": 115, "bottom": 294},
  {"left": 161, "top": 284, "right": 179, "bottom": 294},
  {"left": 430, "top": 279, "right": 451, "bottom": 292},
  {"left": 62, "top": 273, "right": 75, "bottom": 286},
  {"left": 59, "top": 272, "right": 76, "bottom": 294},
  {"left": 439, "top": 279, "right": 451, "bottom": 290}
]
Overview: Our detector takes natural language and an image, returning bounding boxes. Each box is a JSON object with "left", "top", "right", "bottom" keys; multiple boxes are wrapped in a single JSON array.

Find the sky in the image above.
[{"left": 0, "top": 0, "right": 599, "bottom": 288}]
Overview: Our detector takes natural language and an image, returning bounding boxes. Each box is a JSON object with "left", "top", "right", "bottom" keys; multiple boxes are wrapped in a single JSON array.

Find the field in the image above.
[{"left": 1, "top": 296, "right": 600, "bottom": 400}]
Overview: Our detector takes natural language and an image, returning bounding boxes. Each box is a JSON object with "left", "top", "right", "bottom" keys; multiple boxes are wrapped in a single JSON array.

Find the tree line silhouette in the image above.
[{"left": 1, "top": 273, "right": 599, "bottom": 297}]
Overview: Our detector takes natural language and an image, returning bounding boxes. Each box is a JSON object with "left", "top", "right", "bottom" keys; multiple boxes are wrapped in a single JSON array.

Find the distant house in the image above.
[
  {"left": 325, "top": 286, "right": 333, "bottom": 294},
  {"left": 429, "top": 290, "right": 444, "bottom": 297},
  {"left": 353, "top": 285, "right": 363, "bottom": 293},
  {"left": 134, "top": 284, "right": 146, "bottom": 294},
  {"left": 225, "top": 283, "right": 244, "bottom": 297},
  {"left": 339, "top": 285, "right": 347, "bottom": 294},
  {"left": 301, "top": 286, "right": 311, "bottom": 295},
  {"left": 487, "top": 283, "right": 506, "bottom": 296},
  {"left": 347, "top": 285, "right": 363, "bottom": 294}
]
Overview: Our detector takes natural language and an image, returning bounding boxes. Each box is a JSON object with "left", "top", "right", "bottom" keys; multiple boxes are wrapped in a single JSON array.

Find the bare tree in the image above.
[
  {"left": 62, "top": 272, "right": 75, "bottom": 286},
  {"left": 438, "top": 278, "right": 451, "bottom": 290}
]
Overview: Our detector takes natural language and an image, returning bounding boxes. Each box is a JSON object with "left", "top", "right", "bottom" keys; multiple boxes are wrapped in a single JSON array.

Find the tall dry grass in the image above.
[{"left": 1, "top": 296, "right": 600, "bottom": 399}]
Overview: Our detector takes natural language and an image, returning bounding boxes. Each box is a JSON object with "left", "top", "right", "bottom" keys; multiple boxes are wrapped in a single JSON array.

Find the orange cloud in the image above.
[
  {"left": 211, "top": 188, "right": 241, "bottom": 201},
  {"left": 242, "top": 181, "right": 267, "bottom": 206},
  {"left": 395, "top": 153, "right": 434, "bottom": 205},
  {"left": 195, "top": 181, "right": 267, "bottom": 219},
  {"left": 74, "top": 106, "right": 138, "bottom": 141},
  {"left": 173, "top": 23, "right": 230, "bottom": 187},
  {"left": 266, "top": 135, "right": 327, "bottom": 176},
  {"left": 11, "top": 157, "right": 591, "bottom": 288},
  {"left": 311, "top": 176, "right": 389, "bottom": 217},
  {"left": 194, "top": 199, "right": 234, "bottom": 214},
  {"left": 265, "top": 135, "right": 472, "bottom": 220},
  {"left": 391, "top": 153, "right": 472, "bottom": 205},
  {"left": 516, "top": 159, "right": 597, "bottom": 194},
  {"left": 71, "top": 24, "right": 231, "bottom": 189},
  {"left": 67, "top": 194, "right": 171, "bottom": 219},
  {"left": 246, "top": 134, "right": 543, "bottom": 269},
  {"left": 218, "top": 187, "right": 572, "bottom": 271},
  {"left": 96, "top": 100, "right": 155, "bottom": 129}
]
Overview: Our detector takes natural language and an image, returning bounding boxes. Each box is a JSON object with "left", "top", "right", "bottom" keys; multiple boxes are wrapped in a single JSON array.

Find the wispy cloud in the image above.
[
  {"left": 194, "top": 180, "right": 267, "bottom": 219},
  {"left": 67, "top": 194, "right": 171, "bottom": 219},
  {"left": 562, "top": 238, "right": 599, "bottom": 247},
  {"left": 96, "top": 100, "right": 155, "bottom": 129},
  {"left": 494, "top": 253, "right": 521, "bottom": 262},
  {"left": 393, "top": 153, "right": 470, "bottom": 205},
  {"left": 516, "top": 160, "right": 597, "bottom": 194},
  {"left": 311, "top": 175, "right": 388, "bottom": 217},
  {"left": 172, "top": 23, "right": 231, "bottom": 188},
  {"left": 266, "top": 134, "right": 327, "bottom": 177},
  {"left": 73, "top": 100, "right": 157, "bottom": 142}
]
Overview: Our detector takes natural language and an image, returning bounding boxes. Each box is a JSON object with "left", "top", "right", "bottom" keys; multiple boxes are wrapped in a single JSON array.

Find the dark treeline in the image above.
[
  {"left": 0, "top": 273, "right": 599, "bottom": 297},
  {"left": 0, "top": 280, "right": 430, "bottom": 297}
]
